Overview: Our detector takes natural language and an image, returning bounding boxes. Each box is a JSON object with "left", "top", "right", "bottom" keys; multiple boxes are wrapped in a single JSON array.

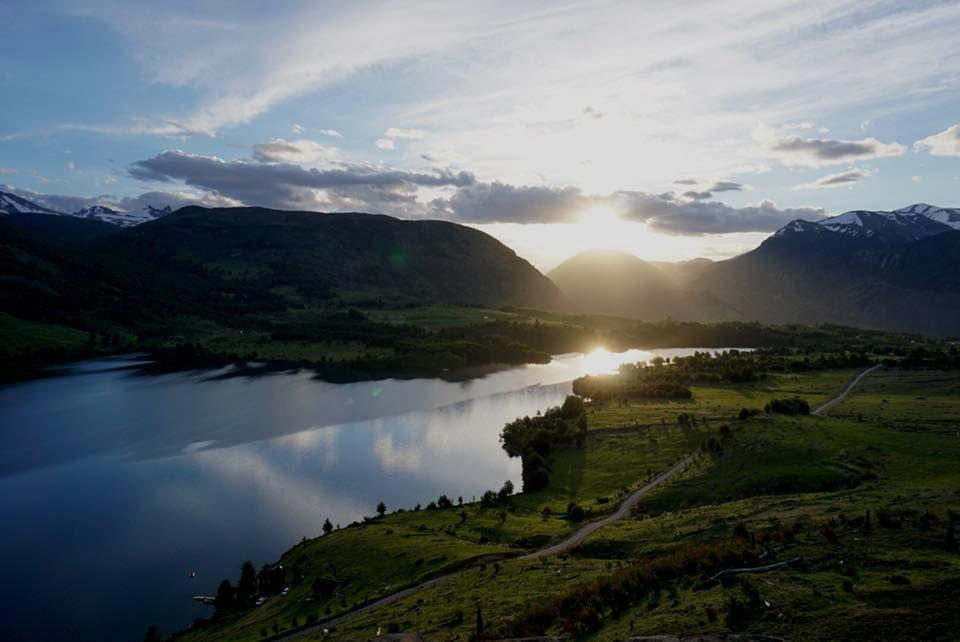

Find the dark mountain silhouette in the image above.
[
  {"left": 551, "top": 204, "right": 960, "bottom": 336},
  {"left": 112, "top": 206, "right": 566, "bottom": 309}
]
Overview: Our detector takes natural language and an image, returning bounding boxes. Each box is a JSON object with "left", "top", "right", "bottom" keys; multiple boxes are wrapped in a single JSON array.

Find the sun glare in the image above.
[
  {"left": 580, "top": 346, "right": 623, "bottom": 376},
  {"left": 580, "top": 204, "right": 620, "bottom": 225}
]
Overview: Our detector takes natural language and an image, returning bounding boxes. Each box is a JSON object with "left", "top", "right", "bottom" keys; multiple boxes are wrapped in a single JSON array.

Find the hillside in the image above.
[{"left": 112, "top": 206, "right": 566, "bottom": 310}]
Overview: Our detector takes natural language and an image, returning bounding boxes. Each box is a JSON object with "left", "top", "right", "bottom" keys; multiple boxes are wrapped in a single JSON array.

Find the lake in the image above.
[{"left": 0, "top": 347, "right": 716, "bottom": 641}]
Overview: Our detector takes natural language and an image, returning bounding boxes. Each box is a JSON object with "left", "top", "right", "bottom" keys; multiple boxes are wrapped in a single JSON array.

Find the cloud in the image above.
[
  {"left": 251, "top": 138, "right": 340, "bottom": 164},
  {"left": 384, "top": 128, "right": 426, "bottom": 140},
  {"left": 914, "top": 123, "right": 960, "bottom": 156},
  {"left": 765, "top": 133, "right": 905, "bottom": 167},
  {"left": 431, "top": 180, "right": 819, "bottom": 235},
  {"left": 290, "top": 124, "right": 303, "bottom": 134},
  {"left": 0, "top": 167, "right": 16, "bottom": 174},
  {"left": 375, "top": 138, "right": 396, "bottom": 150},
  {"left": 673, "top": 179, "right": 699, "bottom": 185},
  {"left": 683, "top": 190, "right": 713, "bottom": 201},
  {"left": 318, "top": 129, "right": 344, "bottom": 139},
  {"left": 709, "top": 181, "right": 743, "bottom": 192},
  {"left": 431, "top": 182, "right": 587, "bottom": 224},
  {"left": 57, "top": 116, "right": 216, "bottom": 138},
  {"left": 794, "top": 168, "right": 872, "bottom": 190},
  {"left": 615, "top": 192, "right": 825, "bottom": 235},
  {"left": 128, "top": 149, "right": 475, "bottom": 212}
]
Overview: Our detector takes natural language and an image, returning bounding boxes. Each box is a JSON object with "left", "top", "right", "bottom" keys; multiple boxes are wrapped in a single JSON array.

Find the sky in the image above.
[{"left": 2, "top": 0, "right": 960, "bottom": 270}]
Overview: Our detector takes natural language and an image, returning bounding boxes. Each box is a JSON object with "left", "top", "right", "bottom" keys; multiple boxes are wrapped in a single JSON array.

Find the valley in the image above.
[{"left": 166, "top": 350, "right": 960, "bottom": 642}]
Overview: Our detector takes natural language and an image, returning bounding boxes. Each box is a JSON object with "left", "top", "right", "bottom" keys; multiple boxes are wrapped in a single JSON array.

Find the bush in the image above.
[
  {"left": 566, "top": 502, "right": 586, "bottom": 522},
  {"left": 764, "top": 397, "right": 810, "bottom": 415}
]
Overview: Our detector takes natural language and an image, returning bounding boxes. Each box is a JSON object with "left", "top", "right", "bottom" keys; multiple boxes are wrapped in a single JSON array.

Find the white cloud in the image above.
[
  {"left": 291, "top": 123, "right": 304, "bottom": 134},
  {"left": 384, "top": 127, "right": 426, "bottom": 140},
  {"left": 914, "top": 123, "right": 960, "bottom": 157},
  {"left": 375, "top": 138, "right": 396, "bottom": 150},
  {"left": 318, "top": 129, "right": 344, "bottom": 139}
]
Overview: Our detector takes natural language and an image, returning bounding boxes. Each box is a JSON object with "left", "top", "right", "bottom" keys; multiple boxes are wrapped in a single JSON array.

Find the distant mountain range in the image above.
[
  {"left": 2, "top": 193, "right": 958, "bottom": 336},
  {"left": 0, "top": 190, "right": 172, "bottom": 227},
  {"left": 551, "top": 203, "right": 960, "bottom": 336}
]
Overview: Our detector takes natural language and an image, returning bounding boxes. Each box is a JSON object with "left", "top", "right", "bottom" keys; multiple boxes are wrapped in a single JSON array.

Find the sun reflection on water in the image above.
[{"left": 580, "top": 347, "right": 640, "bottom": 376}]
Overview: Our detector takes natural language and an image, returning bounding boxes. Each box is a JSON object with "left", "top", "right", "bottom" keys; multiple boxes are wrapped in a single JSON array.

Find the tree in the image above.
[
  {"left": 521, "top": 451, "right": 550, "bottom": 492},
  {"left": 498, "top": 479, "right": 514, "bottom": 502},
  {"left": 216, "top": 579, "right": 235, "bottom": 612},
  {"left": 238, "top": 560, "right": 257, "bottom": 601},
  {"left": 376, "top": 501, "right": 387, "bottom": 517},
  {"left": 323, "top": 518, "right": 333, "bottom": 535},
  {"left": 560, "top": 394, "right": 585, "bottom": 419},
  {"left": 143, "top": 625, "right": 161, "bottom": 642},
  {"left": 437, "top": 494, "right": 453, "bottom": 509}
]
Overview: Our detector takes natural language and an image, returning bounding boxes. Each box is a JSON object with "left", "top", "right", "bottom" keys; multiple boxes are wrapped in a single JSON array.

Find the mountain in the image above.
[
  {"left": 553, "top": 204, "right": 960, "bottom": 336},
  {"left": 548, "top": 250, "right": 730, "bottom": 320},
  {"left": 689, "top": 204, "right": 960, "bottom": 335},
  {"left": 112, "top": 206, "right": 567, "bottom": 309},
  {"left": 2, "top": 204, "right": 566, "bottom": 326},
  {"left": 0, "top": 190, "right": 173, "bottom": 228},
  {"left": 0, "top": 191, "right": 63, "bottom": 216}
]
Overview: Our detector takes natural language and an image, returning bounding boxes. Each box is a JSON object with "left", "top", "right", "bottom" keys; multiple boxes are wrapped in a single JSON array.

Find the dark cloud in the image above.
[
  {"left": 816, "top": 170, "right": 867, "bottom": 187},
  {"left": 119, "top": 147, "right": 820, "bottom": 236},
  {"left": 673, "top": 178, "right": 699, "bottom": 185},
  {"left": 129, "top": 149, "right": 475, "bottom": 211},
  {"left": 615, "top": 191, "right": 825, "bottom": 235},
  {"left": 768, "top": 135, "right": 904, "bottom": 166},
  {"left": 708, "top": 181, "right": 743, "bottom": 192},
  {"left": 796, "top": 168, "right": 872, "bottom": 190},
  {"left": 431, "top": 182, "right": 587, "bottom": 224}
]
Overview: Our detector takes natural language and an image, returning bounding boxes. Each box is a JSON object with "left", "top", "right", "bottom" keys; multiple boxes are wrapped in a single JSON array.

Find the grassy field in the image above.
[
  {"left": 585, "top": 369, "right": 860, "bottom": 430},
  {"left": 175, "top": 366, "right": 960, "bottom": 642},
  {"left": 0, "top": 311, "right": 89, "bottom": 354}
]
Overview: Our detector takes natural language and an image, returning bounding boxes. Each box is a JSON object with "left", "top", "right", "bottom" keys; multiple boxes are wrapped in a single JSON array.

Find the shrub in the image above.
[{"left": 764, "top": 397, "right": 810, "bottom": 415}]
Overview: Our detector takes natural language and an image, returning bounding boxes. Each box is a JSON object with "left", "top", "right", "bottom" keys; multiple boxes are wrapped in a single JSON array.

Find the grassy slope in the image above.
[
  {"left": 175, "top": 420, "right": 717, "bottom": 641},
  {"left": 285, "top": 368, "right": 960, "bottom": 641},
  {"left": 0, "top": 311, "right": 88, "bottom": 354}
]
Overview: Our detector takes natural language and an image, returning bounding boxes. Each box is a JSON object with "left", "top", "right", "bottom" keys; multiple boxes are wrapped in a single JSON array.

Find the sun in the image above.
[{"left": 579, "top": 204, "right": 621, "bottom": 226}]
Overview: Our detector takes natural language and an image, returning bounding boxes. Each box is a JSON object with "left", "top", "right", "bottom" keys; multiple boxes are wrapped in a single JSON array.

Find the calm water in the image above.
[{"left": 0, "top": 347, "right": 712, "bottom": 641}]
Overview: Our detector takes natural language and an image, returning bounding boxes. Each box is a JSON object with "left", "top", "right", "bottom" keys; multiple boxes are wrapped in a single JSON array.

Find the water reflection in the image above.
[{"left": 0, "top": 347, "right": 726, "bottom": 641}]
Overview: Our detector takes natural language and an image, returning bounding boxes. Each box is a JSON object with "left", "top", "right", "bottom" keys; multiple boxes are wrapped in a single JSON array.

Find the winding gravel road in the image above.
[{"left": 812, "top": 364, "right": 881, "bottom": 415}]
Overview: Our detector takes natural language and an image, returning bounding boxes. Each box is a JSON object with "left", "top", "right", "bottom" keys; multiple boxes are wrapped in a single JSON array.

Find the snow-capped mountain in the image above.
[
  {"left": 74, "top": 203, "right": 171, "bottom": 227},
  {"left": 894, "top": 203, "right": 960, "bottom": 230},
  {"left": 1, "top": 190, "right": 173, "bottom": 227},
  {"left": 0, "top": 190, "right": 64, "bottom": 216},
  {"left": 776, "top": 203, "right": 959, "bottom": 243}
]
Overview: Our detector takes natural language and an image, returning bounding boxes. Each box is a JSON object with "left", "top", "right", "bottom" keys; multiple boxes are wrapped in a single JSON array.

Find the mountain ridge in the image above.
[{"left": 0, "top": 189, "right": 172, "bottom": 227}]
